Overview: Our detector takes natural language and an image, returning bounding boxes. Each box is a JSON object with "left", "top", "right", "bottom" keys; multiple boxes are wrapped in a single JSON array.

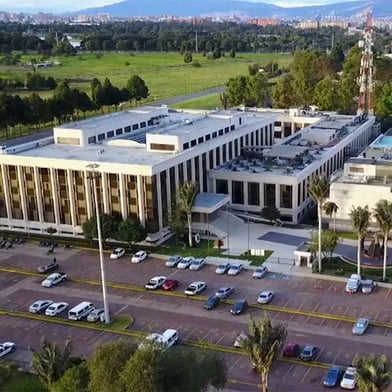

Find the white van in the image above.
[
  {"left": 68, "top": 301, "right": 95, "bottom": 321},
  {"left": 161, "top": 329, "right": 179, "bottom": 348},
  {"left": 139, "top": 329, "right": 179, "bottom": 350}
]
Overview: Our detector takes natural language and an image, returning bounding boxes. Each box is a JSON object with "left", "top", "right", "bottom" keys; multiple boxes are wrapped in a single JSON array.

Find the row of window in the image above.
[{"left": 182, "top": 124, "right": 236, "bottom": 150}]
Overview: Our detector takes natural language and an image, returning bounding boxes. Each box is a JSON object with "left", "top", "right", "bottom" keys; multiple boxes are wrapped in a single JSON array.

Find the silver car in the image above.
[
  {"left": 215, "top": 287, "right": 234, "bottom": 299},
  {"left": 29, "top": 300, "right": 53, "bottom": 314},
  {"left": 352, "top": 318, "right": 369, "bottom": 335},
  {"left": 189, "top": 258, "right": 206, "bottom": 271},
  {"left": 165, "top": 255, "right": 183, "bottom": 267},
  {"left": 215, "top": 262, "right": 231, "bottom": 274},
  {"left": 228, "top": 264, "right": 244, "bottom": 275},
  {"left": 87, "top": 308, "right": 105, "bottom": 322},
  {"left": 252, "top": 265, "right": 268, "bottom": 279}
]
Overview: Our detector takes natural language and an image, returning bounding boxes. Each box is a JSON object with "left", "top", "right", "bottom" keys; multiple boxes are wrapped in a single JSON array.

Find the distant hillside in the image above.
[{"left": 74, "top": 0, "right": 392, "bottom": 18}]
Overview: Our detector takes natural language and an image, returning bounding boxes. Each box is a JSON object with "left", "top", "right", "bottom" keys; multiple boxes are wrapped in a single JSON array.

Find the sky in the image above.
[{"left": 0, "top": 0, "right": 361, "bottom": 13}]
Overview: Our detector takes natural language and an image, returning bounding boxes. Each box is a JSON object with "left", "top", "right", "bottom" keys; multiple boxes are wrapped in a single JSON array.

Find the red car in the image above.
[
  {"left": 162, "top": 279, "right": 179, "bottom": 291},
  {"left": 282, "top": 343, "right": 300, "bottom": 357}
]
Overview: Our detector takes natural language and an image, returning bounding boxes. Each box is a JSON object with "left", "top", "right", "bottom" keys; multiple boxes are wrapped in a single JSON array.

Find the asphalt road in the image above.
[
  {"left": 3, "top": 86, "right": 225, "bottom": 148},
  {"left": 0, "top": 243, "right": 391, "bottom": 391}
]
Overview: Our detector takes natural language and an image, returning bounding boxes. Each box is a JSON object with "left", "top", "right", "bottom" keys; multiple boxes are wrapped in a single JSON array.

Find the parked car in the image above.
[
  {"left": 340, "top": 367, "right": 357, "bottom": 390},
  {"left": 165, "top": 255, "right": 182, "bottom": 267},
  {"left": 228, "top": 263, "right": 244, "bottom": 276},
  {"left": 230, "top": 299, "right": 248, "bottom": 315},
  {"left": 204, "top": 295, "right": 220, "bottom": 310},
  {"left": 361, "top": 279, "right": 376, "bottom": 294},
  {"left": 29, "top": 300, "right": 53, "bottom": 314},
  {"left": 162, "top": 279, "right": 179, "bottom": 291},
  {"left": 87, "top": 308, "right": 105, "bottom": 322},
  {"left": 323, "top": 365, "right": 344, "bottom": 388},
  {"left": 189, "top": 258, "right": 206, "bottom": 271},
  {"left": 282, "top": 343, "right": 300, "bottom": 358},
  {"left": 215, "top": 262, "right": 231, "bottom": 275},
  {"left": 0, "top": 342, "right": 16, "bottom": 357},
  {"left": 345, "top": 274, "right": 361, "bottom": 293},
  {"left": 145, "top": 276, "right": 166, "bottom": 290},
  {"left": 41, "top": 272, "right": 67, "bottom": 288},
  {"left": 110, "top": 248, "right": 126, "bottom": 260},
  {"left": 215, "top": 286, "right": 234, "bottom": 299},
  {"left": 131, "top": 250, "right": 147, "bottom": 263},
  {"left": 300, "top": 345, "right": 318, "bottom": 361},
  {"left": 45, "top": 302, "right": 69, "bottom": 316},
  {"left": 233, "top": 331, "right": 248, "bottom": 348},
  {"left": 352, "top": 317, "right": 369, "bottom": 335},
  {"left": 184, "top": 281, "right": 207, "bottom": 296},
  {"left": 37, "top": 262, "right": 59, "bottom": 274},
  {"left": 177, "top": 256, "right": 194, "bottom": 269},
  {"left": 252, "top": 265, "right": 268, "bottom": 279},
  {"left": 257, "top": 291, "right": 274, "bottom": 304}
]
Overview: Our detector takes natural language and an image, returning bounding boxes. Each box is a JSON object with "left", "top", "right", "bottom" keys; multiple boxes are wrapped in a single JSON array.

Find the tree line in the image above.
[
  {"left": 222, "top": 46, "right": 392, "bottom": 125},
  {"left": 0, "top": 74, "right": 149, "bottom": 131},
  {"left": 0, "top": 21, "right": 377, "bottom": 55}
]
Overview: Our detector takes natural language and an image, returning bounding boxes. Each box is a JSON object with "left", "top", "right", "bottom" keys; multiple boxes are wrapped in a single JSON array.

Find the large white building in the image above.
[
  {"left": 0, "top": 106, "right": 379, "bottom": 238},
  {"left": 328, "top": 131, "right": 392, "bottom": 231}
]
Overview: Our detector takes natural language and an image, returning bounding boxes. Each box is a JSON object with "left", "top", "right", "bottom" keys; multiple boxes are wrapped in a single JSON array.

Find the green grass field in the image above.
[
  {"left": 0, "top": 52, "right": 292, "bottom": 102},
  {"left": 171, "top": 93, "right": 220, "bottom": 110}
]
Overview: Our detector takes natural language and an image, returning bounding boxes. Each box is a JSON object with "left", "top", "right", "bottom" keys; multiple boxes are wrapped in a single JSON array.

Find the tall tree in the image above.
[
  {"left": 243, "top": 314, "right": 287, "bottom": 392},
  {"left": 82, "top": 214, "right": 121, "bottom": 244},
  {"left": 329, "top": 43, "right": 345, "bottom": 72},
  {"left": 225, "top": 75, "right": 251, "bottom": 107},
  {"left": 126, "top": 75, "right": 150, "bottom": 104},
  {"left": 29, "top": 339, "right": 73, "bottom": 389},
  {"left": 177, "top": 182, "right": 198, "bottom": 247},
  {"left": 308, "top": 175, "right": 329, "bottom": 273},
  {"left": 272, "top": 76, "right": 294, "bottom": 109},
  {"left": 355, "top": 354, "right": 392, "bottom": 392},
  {"left": 349, "top": 205, "right": 371, "bottom": 276},
  {"left": 51, "top": 361, "right": 89, "bottom": 392},
  {"left": 309, "top": 230, "right": 341, "bottom": 261},
  {"left": 88, "top": 340, "right": 136, "bottom": 392},
  {"left": 373, "top": 200, "right": 392, "bottom": 281},
  {"left": 374, "top": 80, "right": 392, "bottom": 126},
  {"left": 323, "top": 201, "right": 339, "bottom": 232},
  {"left": 313, "top": 76, "right": 339, "bottom": 111}
]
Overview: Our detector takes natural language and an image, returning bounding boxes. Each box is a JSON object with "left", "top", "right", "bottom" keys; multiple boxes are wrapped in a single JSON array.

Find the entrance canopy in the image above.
[{"left": 192, "top": 193, "right": 230, "bottom": 214}]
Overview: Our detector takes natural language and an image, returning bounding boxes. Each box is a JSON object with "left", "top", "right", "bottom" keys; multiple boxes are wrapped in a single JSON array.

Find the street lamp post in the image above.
[
  {"left": 247, "top": 211, "right": 250, "bottom": 262},
  {"left": 86, "top": 163, "right": 111, "bottom": 324}
]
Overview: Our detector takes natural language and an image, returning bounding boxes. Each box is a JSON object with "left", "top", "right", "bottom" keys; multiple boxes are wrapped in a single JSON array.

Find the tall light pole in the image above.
[
  {"left": 247, "top": 211, "right": 250, "bottom": 262},
  {"left": 86, "top": 163, "right": 111, "bottom": 324}
]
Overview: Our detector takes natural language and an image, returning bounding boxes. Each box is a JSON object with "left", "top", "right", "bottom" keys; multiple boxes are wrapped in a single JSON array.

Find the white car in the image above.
[
  {"left": 228, "top": 263, "right": 244, "bottom": 275},
  {"left": 131, "top": 250, "right": 147, "bottom": 263},
  {"left": 165, "top": 255, "right": 183, "bottom": 267},
  {"left": 184, "top": 281, "right": 207, "bottom": 296},
  {"left": 189, "top": 258, "right": 206, "bottom": 271},
  {"left": 345, "top": 274, "right": 361, "bottom": 293},
  {"left": 145, "top": 276, "right": 166, "bottom": 290},
  {"left": 252, "top": 265, "right": 268, "bottom": 279},
  {"left": 257, "top": 291, "right": 274, "bottom": 304},
  {"left": 0, "top": 342, "right": 16, "bottom": 357},
  {"left": 110, "top": 248, "right": 126, "bottom": 260},
  {"left": 340, "top": 367, "right": 357, "bottom": 390},
  {"left": 215, "top": 262, "right": 231, "bottom": 275},
  {"left": 233, "top": 332, "right": 248, "bottom": 348},
  {"left": 29, "top": 300, "right": 53, "bottom": 314},
  {"left": 41, "top": 272, "right": 67, "bottom": 288},
  {"left": 45, "top": 302, "right": 69, "bottom": 316},
  {"left": 177, "top": 256, "right": 194, "bottom": 269}
]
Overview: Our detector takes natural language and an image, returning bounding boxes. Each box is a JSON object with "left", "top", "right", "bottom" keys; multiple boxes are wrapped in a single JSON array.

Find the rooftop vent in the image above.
[{"left": 184, "top": 119, "right": 193, "bottom": 125}]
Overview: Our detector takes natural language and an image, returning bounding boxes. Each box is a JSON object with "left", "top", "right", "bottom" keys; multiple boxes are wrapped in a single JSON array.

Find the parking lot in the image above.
[{"left": 0, "top": 242, "right": 392, "bottom": 391}]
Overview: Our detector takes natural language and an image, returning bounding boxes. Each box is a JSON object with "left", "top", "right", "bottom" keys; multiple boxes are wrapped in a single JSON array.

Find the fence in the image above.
[{"left": 267, "top": 256, "right": 295, "bottom": 266}]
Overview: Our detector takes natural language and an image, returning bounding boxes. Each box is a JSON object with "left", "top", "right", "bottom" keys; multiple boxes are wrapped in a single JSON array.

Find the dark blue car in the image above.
[
  {"left": 204, "top": 295, "right": 220, "bottom": 310},
  {"left": 230, "top": 299, "right": 248, "bottom": 315},
  {"left": 323, "top": 365, "right": 343, "bottom": 388}
]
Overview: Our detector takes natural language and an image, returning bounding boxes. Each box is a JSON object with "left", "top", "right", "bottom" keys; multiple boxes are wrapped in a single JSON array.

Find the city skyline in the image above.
[{"left": 0, "top": 0, "right": 363, "bottom": 13}]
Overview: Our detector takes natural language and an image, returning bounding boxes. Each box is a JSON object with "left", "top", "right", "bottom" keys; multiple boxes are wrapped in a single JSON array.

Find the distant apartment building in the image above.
[
  {"left": 248, "top": 18, "right": 280, "bottom": 27},
  {"left": 297, "top": 20, "right": 349, "bottom": 29}
]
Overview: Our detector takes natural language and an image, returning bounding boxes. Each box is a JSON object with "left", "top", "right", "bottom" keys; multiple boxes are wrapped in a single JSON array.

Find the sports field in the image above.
[{"left": 0, "top": 52, "right": 292, "bottom": 102}]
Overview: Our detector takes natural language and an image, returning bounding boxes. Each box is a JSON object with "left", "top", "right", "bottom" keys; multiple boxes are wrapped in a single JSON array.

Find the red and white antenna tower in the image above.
[{"left": 357, "top": 9, "right": 374, "bottom": 116}]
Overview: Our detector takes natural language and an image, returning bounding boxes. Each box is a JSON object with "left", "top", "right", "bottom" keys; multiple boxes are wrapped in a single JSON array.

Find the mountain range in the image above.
[{"left": 74, "top": 0, "right": 392, "bottom": 18}]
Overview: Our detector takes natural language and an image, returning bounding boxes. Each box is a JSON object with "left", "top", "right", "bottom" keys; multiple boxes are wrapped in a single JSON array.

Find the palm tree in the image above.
[
  {"left": 373, "top": 200, "right": 392, "bottom": 281},
  {"left": 355, "top": 353, "right": 392, "bottom": 392},
  {"left": 243, "top": 314, "right": 287, "bottom": 392},
  {"left": 349, "top": 205, "right": 371, "bottom": 276},
  {"left": 30, "top": 339, "right": 73, "bottom": 389},
  {"left": 308, "top": 175, "right": 329, "bottom": 272},
  {"left": 323, "top": 201, "right": 339, "bottom": 232},
  {"left": 178, "top": 182, "right": 198, "bottom": 247}
]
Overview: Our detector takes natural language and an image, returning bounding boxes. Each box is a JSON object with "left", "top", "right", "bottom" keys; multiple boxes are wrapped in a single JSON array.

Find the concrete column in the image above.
[
  {"left": 1, "top": 165, "right": 11, "bottom": 220},
  {"left": 213, "top": 148, "right": 217, "bottom": 167},
  {"left": 191, "top": 159, "right": 196, "bottom": 183},
  {"left": 166, "top": 169, "right": 172, "bottom": 212},
  {"left": 259, "top": 182, "right": 264, "bottom": 208},
  {"left": 156, "top": 173, "right": 163, "bottom": 230},
  {"left": 136, "top": 174, "right": 145, "bottom": 226},
  {"left": 84, "top": 171, "right": 93, "bottom": 219},
  {"left": 276, "top": 184, "right": 281, "bottom": 209},
  {"left": 118, "top": 174, "right": 127, "bottom": 220},
  {"left": 66, "top": 169, "right": 77, "bottom": 227},
  {"left": 243, "top": 181, "right": 248, "bottom": 207},
  {"left": 198, "top": 157, "right": 204, "bottom": 192},
  {"left": 291, "top": 122, "right": 295, "bottom": 135},
  {"left": 174, "top": 164, "right": 179, "bottom": 190},
  {"left": 33, "top": 167, "right": 44, "bottom": 224},
  {"left": 49, "top": 168, "right": 60, "bottom": 225},
  {"left": 101, "top": 172, "right": 109, "bottom": 214},
  {"left": 219, "top": 146, "right": 223, "bottom": 165},
  {"left": 228, "top": 180, "right": 233, "bottom": 204},
  {"left": 17, "top": 166, "right": 28, "bottom": 223}
]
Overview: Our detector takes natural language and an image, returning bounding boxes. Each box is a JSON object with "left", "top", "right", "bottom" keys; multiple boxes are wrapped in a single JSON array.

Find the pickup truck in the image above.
[
  {"left": 41, "top": 272, "right": 67, "bottom": 288},
  {"left": 345, "top": 274, "right": 361, "bottom": 293}
]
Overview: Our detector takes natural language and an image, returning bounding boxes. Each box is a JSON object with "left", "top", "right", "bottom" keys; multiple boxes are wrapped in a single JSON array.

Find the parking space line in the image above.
[
  {"left": 331, "top": 350, "right": 341, "bottom": 364},
  {"left": 183, "top": 326, "right": 198, "bottom": 340},
  {"left": 300, "top": 366, "right": 313, "bottom": 383},
  {"left": 283, "top": 363, "right": 295, "bottom": 379}
]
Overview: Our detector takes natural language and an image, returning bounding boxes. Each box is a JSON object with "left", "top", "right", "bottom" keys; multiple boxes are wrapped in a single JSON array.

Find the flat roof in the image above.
[{"left": 192, "top": 193, "right": 230, "bottom": 214}]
